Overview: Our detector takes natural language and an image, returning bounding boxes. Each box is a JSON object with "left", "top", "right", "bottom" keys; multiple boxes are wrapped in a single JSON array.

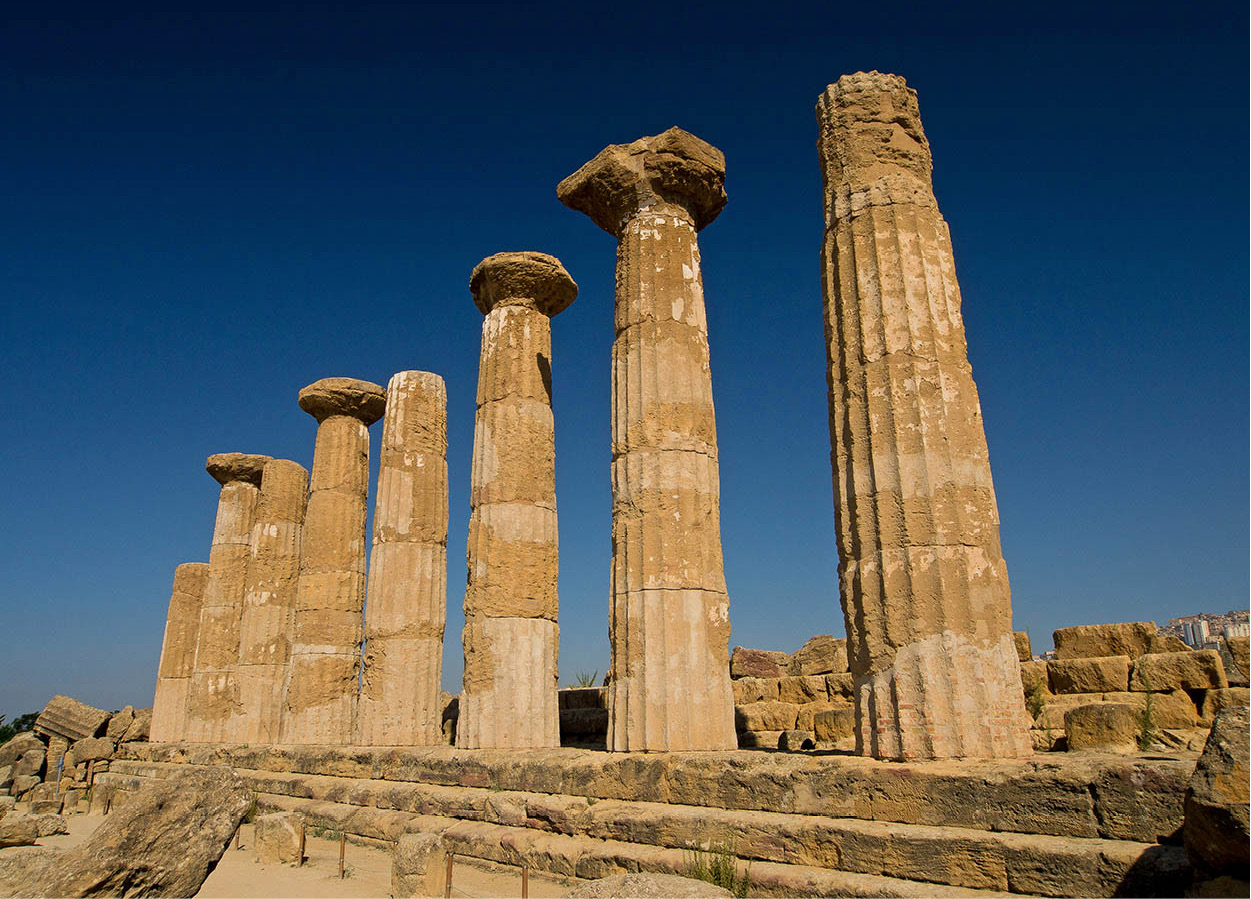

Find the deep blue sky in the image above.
[{"left": 2, "top": 2, "right": 1245, "bottom": 719}]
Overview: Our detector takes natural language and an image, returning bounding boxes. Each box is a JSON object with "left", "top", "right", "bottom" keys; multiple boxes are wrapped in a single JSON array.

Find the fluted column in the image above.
[
  {"left": 358, "top": 371, "right": 449, "bottom": 746},
  {"left": 559, "top": 128, "right": 736, "bottom": 751},
  {"left": 185, "top": 453, "right": 270, "bottom": 743},
  {"left": 150, "top": 562, "right": 210, "bottom": 743},
  {"left": 817, "top": 72, "right": 1032, "bottom": 759},
  {"left": 281, "top": 378, "right": 385, "bottom": 745},
  {"left": 457, "top": 252, "right": 576, "bottom": 749},
  {"left": 232, "top": 459, "right": 308, "bottom": 744}
]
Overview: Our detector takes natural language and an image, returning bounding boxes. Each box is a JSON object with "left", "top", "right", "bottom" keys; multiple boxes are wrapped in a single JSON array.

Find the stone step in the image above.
[
  {"left": 119, "top": 742, "right": 1192, "bottom": 843},
  {"left": 104, "top": 760, "right": 1190, "bottom": 897}
]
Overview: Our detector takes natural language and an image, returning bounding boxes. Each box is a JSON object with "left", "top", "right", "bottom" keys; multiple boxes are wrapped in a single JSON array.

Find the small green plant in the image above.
[
  {"left": 242, "top": 794, "right": 259, "bottom": 823},
  {"left": 1137, "top": 685, "right": 1159, "bottom": 751},
  {"left": 571, "top": 671, "right": 600, "bottom": 688},
  {"left": 684, "top": 843, "right": 751, "bottom": 898},
  {"left": 1025, "top": 681, "right": 1047, "bottom": 721}
]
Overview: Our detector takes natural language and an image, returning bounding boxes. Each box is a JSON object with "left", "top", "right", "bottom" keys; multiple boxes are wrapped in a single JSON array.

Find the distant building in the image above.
[
  {"left": 1182, "top": 619, "right": 1210, "bottom": 648},
  {"left": 1224, "top": 622, "right": 1250, "bottom": 639},
  {"left": 1160, "top": 609, "right": 1249, "bottom": 647}
]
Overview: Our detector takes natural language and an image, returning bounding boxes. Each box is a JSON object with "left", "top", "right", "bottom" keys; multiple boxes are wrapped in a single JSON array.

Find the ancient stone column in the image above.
[
  {"left": 817, "top": 71, "right": 1032, "bottom": 759},
  {"left": 456, "top": 252, "right": 576, "bottom": 750},
  {"left": 281, "top": 378, "right": 385, "bottom": 745},
  {"left": 150, "top": 562, "right": 210, "bottom": 743},
  {"left": 559, "top": 129, "right": 737, "bottom": 751},
  {"left": 232, "top": 459, "right": 309, "bottom": 744},
  {"left": 358, "top": 371, "right": 449, "bottom": 746},
  {"left": 186, "top": 453, "right": 271, "bottom": 743}
]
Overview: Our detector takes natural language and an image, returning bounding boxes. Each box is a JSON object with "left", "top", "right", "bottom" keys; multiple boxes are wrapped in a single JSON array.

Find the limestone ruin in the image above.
[
  {"left": 358, "top": 371, "right": 449, "bottom": 746},
  {"left": 816, "top": 72, "right": 1032, "bottom": 759},
  {"left": 558, "top": 127, "right": 737, "bottom": 752},
  {"left": 281, "top": 378, "right": 386, "bottom": 745},
  {"left": 3, "top": 69, "right": 1245, "bottom": 899},
  {"left": 457, "top": 252, "right": 576, "bottom": 749}
]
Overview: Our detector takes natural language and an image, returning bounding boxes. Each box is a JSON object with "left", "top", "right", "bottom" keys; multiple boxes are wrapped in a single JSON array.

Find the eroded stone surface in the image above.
[
  {"left": 560, "top": 129, "right": 736, "bottom": 752},
  {"left": 459, "top": 254, "right": 575, "bottom": 750},
  {"left": 360, "top": 371, "right": 449, "bottom": 747},
  {"left": 255, "top": 810, "right": 304, "bottom": 865},
  {"left": 1048, "top": 657, "right": 1130, "bottom": 694},
  {"left": 392, "top": 831, "right": 446, "bottom": 898},
  {"left": 34, "top": 696, "right": 110, "bottom": 744},
  {"left": 1064, "top": 703, "right": 1137, "bottom": 753},
  {"left": 283, "top": 377, "right": 384, "bottom": 745},
  {"left": 816, "top": 72, "right": 1031, "bottom": 760},
  {"left": 186, "top": 455, "right": 267, "bottom": 742},
  {"left": 1131, "top": 651, "right": 1227, "bottom": 692},
  {"left": 1184, "top": 706, "right": 1249, "bottom": 883},
  {"left": 566, "top": 873, "right": 732, "bottom": 898},
  {"left": 151, "top": 563, "right": 210, "bottom": 742},
  {"left": 1052, "top": 622, "right": 1159, "bottom": 660},
  {"left": 234, "top": 459, "right": 308, "bottom": 744}
]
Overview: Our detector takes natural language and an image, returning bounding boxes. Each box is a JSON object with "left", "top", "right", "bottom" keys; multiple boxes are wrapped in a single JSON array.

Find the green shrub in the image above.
[{"left": 683, "top": 843, "right": 751, "bottom": 898}]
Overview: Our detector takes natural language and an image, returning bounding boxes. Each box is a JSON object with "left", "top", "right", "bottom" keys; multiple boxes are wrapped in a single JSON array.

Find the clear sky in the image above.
[{"left": 1, "top": 2, "right": 1246, "bottom": 719}]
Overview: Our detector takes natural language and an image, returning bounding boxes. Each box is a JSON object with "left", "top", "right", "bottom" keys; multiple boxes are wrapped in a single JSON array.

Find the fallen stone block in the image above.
[
  {"left": 255, "top": 811, "right": 303, "bottom": 865},
  {"left": 1014, "top": 631, "right": 1032, "bottom": 661},
  {"left": 0, "top": 733, "right": 45, "bottom": 770},
  {"left": 1102, "top": 690, "right": 1200, "bottom": 729},
  {"left": 777, "top": 675, "right": 826, "bottom": 704},
  {"left": 823, "top": 672, "right": 853, "bottom": 700},
  {"left": 10, "top": 774, "right": 40, "bottom": 797},
  {"left": 1053, "top": 622, "right": 1158, "bottom": 660},
  {"left": 1020, "top": 660, "right": 1049, "bottom": 698},
  {"left": 12, "top": 748, "right": 45, "bottom": 779},
  {"left": 1200, "top": 687, "right": 1250, "bottom": 723},
  {"left": 778, "top": 730, "right": 814, "bottom": 752},
  {"left": 32, "top": 814, "right": 67, "bottom": 836},
  {"left": 120, "top": 708, "right": 152, "bottom": 744},
  {"left": 1184, "top": 706, "right": 1249, "bottom": 889},
  {"left": 34, "top": 696, "right": 110, "bottom": 743},
  {"left": 1226, "top": 636, "right": 1249, "bottom": 685},
  {"left": 30, "top": 800, "right": 62, "bottom": 816},
  {"left": 813, "top": 707, "right": 855, "bottom": 742},
  {"left": 786, "top": 635, "right": 847, "bottom": 676},
  {"left": 1048, "top": 656, "right": 1130, "bottom": 694},
  {"left": 796, "top": 700, "right": 841, "bottom": 732},
  {"left": 733, "top": 701, "right": 797, "bottom": 732},
  {"left": 70, "top": 737, "right": 115, "bottom": 764},
  {"left": 735, "top": 730, "right": 783, "bottom": 750},
  {"left": 1064, "top": 703, "right": 1138, "bottom": 752},
  {"left": 0, "top": 767, "right": 11, "bottom": 793},
  {"left": 730, "top": 677, "right": 778, "bottom": 705},
  {"left": 1034, "top": 693, "right": 1103, "bottom": 730},
  {"left": 105, "top": 707, "right": 134, "bottom": 742},
  {"left": 392, "top": 830, "right": 446, "bottom": 898},
  {"left": 1031, "top": 729, "right": 1066, "bottom": 752},
  {"left": 0, "top": 766, "right": 251, "bottom": 898},
  {"left": 1132, "top": 651, "right": 1227, "bottom": 692},
  {"left": 729, "top": 647, "right": 785, "bottom": 680},
  {"left": 0, "top": 816, "right": 37, "bottom": 848}
]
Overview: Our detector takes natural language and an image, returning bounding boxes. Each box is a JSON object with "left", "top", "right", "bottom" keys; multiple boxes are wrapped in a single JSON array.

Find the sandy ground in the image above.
[{"left": 22, "top": 811, "right": 582, "bottom": 898}]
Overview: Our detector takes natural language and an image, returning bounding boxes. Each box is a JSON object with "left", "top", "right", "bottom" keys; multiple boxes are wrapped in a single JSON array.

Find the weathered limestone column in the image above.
[
  {"left": 232, "top": 459, "right": 309, "bottom": 744},
  {"left": 558, "top": 129, "right": 737, "bottom": 751},
  {"left": 150, "top": 562, "right": 210, "bottom": 743},
  {"left": 185, "top": 453, "right": 270, "bottom": 743},
  {"left": 817, "top": 72, "right": 1032, "bottom": 759},
  {"left": 358, "top": 371, "right": 449, "bottom": 746},
  {"left": 456, "top": 252, "right": 576, "bottom": 749},
  {"left": 281, "top": 378, "right": 385, "bottom": 745}
]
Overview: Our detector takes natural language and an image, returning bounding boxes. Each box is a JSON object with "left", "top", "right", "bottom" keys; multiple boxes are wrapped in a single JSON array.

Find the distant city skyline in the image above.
[{"left": 1, "top": 1, "right": 1245, "bottom": 719}]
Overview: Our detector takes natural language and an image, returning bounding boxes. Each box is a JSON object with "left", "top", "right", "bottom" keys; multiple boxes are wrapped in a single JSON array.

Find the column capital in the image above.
[
  {"left": 558, "top": 127, "right": 726, "bottom": 236},
  {"left": 205, "top": 452, "right": 271, "bottom": 486},
  {"left": 470, "top": 252, "right": 577, "bottom": 318},
  {"left": 298, "top": 377, "right": 386, "bottom": 425}
]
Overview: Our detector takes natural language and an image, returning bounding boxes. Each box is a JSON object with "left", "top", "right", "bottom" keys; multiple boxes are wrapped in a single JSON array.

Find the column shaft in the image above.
[
  {"left": 233, "top": 459, "right": 308, "bottom": 744},
  {"left": 358, "top": 371, "right": 449, "bottom": 746},
  {"left": 283, "top": 414, "right": 372, "bottom": 744},
  {"left": 459, "top": 303, "right": 560, "bottom": 748},
  {"left": 817, "top": 71, "right": 1031, "bottom": 759},
  {"left": 150, "top": 562, "right": 209, "bottom": 743},
  {"left": 186, "top": 478, "right": 261, "bottom": 742},
  {"left": 608, "top": 206, "right": 735, "bottom": 751}
]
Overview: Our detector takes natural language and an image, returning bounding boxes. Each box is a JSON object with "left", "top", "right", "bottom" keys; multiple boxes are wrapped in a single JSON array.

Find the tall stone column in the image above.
[
  {"left": 185, "top": 453, "right": 270, "bottom": 743},
  {"left": 558, "top": 129, "right": 736, "bottom": 751},
  {"left": 232, "top": 458, "right": 309, "bottom": 744},
  {"left": 358, "top": 371, "right": 449, "bottom": 746},
  {"left": 150, "top": 562, "right": 210, "bottom": 743},
  {"left": 817, "top": 71, "right": 1032, "bottom": 759},
  {"left": 281, "top": 378, "right": 385, "bottom": 745},
  {"left": 455, "top": 253, "right": 575, "bottom": 749}
]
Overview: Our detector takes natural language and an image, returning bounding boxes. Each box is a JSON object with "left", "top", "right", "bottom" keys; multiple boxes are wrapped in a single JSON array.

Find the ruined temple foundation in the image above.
[
  {"left": 185, "top": 453, "right": 271, "bottom": 743},
  {"left": 358, "top": 371, "right": 449, "bottom": 746},
  {"left": 817, "top": 72, "right": 1031, "bottom": 759},
  {"left": 559, "top": 128, "right": 736, "bottom": 751},
  {"left": 457, "top": 252, "right": 576, "bottom": 749},
  {"left": 149, "top": 562, "right": 210, "bottom": 742},
  {"left": 232, "top": 458, "right": 309, "bottom": 744},
  {"left": 282, "top": 378, "right": 385, "bottom": 745}
]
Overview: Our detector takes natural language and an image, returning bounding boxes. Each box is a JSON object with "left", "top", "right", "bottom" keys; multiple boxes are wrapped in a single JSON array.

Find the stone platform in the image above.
[{"left": 98, "top": 744, "right": 1195, "bottom": 897}]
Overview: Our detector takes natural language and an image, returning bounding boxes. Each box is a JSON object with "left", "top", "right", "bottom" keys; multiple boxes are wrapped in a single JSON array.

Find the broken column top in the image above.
[
  {"left": 205, "top": 453, "right": 272, "bottom": 486},
  {"left": 817, "top": 71, "right": 934, "bottom": 210},
  {"left": 34, "top": 694, "right": 111, "bottom": 742},
  {"left": 470, "top": 251, "right": 578, "bottom": 317},
  {"left": 557, "top": 126, "right": 727, "bottom": 235},
  {"left": 297, "top": 377, "right": 386, "bottom": 425}
]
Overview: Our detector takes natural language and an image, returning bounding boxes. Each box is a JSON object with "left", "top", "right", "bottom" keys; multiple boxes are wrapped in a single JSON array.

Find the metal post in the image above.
[
  {"left": 298, "top": 823, "right": 306, "bottom": 867},
  {"left": 444, "top": 853, "right": 453, "bottom": 899},
  {"left": 339, "top": 831, "right": 346, "bottom": 879},
  {"left": 522, "top": 866, "right": 529, "bottom": 899}
]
